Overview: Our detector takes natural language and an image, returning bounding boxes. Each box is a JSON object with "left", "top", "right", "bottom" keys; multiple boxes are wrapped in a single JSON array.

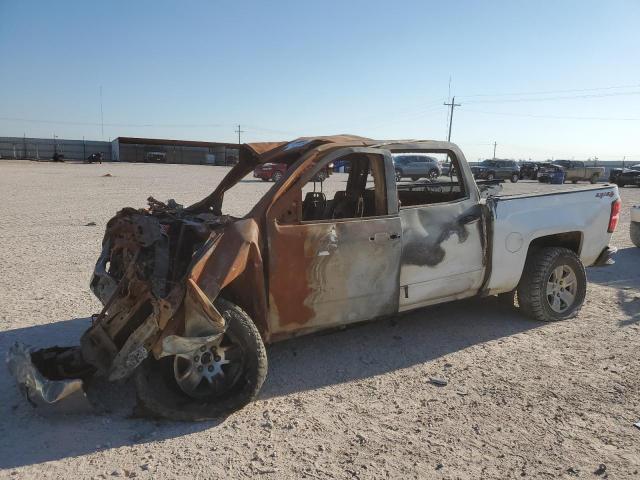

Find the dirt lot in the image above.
[{"left": 0, "top": 161, "right": 638, "bottom": 479}]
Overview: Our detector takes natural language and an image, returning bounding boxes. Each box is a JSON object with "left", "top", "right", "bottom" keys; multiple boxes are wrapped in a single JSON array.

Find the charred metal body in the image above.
[{"left": 7, "top": 135, "right": 617, "bottom": 418}]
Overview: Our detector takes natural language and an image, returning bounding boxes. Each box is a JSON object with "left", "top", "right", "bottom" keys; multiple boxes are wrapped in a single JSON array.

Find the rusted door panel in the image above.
[
  {"left": 268, "top": 217, "right": 402, "bottom": 336},
  {"left": 398, "top": 199, "right": 485, "bottom": 310}
]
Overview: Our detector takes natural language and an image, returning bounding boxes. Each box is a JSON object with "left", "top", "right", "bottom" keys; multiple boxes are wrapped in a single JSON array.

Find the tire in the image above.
[
  {"left": 631, "top": 222, "right": 640, "bottom": 248},
  {"left": 617, "top": 181, "right": 626, "bottom": 188},
  {"left": 517, "top": 247, "right": 586, "bottom": 322},
  {"left": 510, "top": 173, "right": 519, "bottom": 183},
  {"left": 590, "top": 174, "right": 599, "bottom": 184},
  {"left": 429, "top": 169, "right": 439, "bottom": 179},
  {"left": 271, "top": 171, "right": 283, "bottom": 182},
  {"left": 135, "top": 298, "right": 268, "bottom": 421},
  {"left": 395, "top": 170, "right": 403, "bottom": 182},
  {"left": 486, "top": 172, "right": 495, "bottom": 181}
]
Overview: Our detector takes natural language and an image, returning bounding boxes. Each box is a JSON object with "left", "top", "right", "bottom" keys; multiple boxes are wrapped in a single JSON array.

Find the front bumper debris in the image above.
[{"left": 6, "top": 343, "right": 95, "bottom": 414}]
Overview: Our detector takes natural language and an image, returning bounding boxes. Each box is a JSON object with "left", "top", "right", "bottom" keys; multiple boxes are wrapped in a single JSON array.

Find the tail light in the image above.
[{"left": 608, "top": 198, "right": 621, "bottom": 233}]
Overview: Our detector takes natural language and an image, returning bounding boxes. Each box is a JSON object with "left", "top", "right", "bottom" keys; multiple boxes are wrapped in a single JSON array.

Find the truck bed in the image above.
[
  {"left": 494, "top": 181, "right": 615, "bottom": 199},
  {"left": 485, "top": 181, "right": 618, "bottom": 294}
]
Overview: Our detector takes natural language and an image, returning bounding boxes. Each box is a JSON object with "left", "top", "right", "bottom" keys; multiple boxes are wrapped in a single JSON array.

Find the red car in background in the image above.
[{"left": 254, "top": 162, "right": 331, "bottom": 182}]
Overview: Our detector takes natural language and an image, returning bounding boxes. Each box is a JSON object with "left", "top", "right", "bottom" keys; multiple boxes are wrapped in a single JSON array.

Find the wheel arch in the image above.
[{"left": 527, "top": 231, "right": 583, "bottom": 257}]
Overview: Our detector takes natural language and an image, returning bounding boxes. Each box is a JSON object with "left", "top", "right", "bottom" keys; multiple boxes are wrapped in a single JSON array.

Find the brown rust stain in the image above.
[{"left": 267, "top": 221, "right": 315, "bottom": 329}]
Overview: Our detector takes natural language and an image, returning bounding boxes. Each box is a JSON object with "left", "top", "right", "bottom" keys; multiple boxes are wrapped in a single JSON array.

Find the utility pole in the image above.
[
  {"left": 100, "top": 86, "right": 104, "bottom": 140},
  {"left": 493, "top": 141, "right": 497, "bottom": 160},
  {"left": 234, "top": 124, "right": 245, "bottom": 145},
  {"left": 443, "top": 96, "right": 461, "bottom": 142}
]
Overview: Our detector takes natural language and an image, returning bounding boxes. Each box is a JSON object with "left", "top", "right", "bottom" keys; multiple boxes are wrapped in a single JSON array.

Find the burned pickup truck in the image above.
[{"left": 9, "top": 135, "right": 620, "bottom": 420}]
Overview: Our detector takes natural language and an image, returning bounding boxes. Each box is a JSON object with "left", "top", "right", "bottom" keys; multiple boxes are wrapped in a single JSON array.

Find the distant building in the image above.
[{"left": 111, "top": 137, "right": 239, "bottom": 165}]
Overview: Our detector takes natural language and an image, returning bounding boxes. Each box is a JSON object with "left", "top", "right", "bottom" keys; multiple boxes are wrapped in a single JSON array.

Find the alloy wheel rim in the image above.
[
  {"left": 546, "top": 264, "right": 577, "bottom": 313},
  {"left": 173, "top": 334, "right": 244, "bottom": 399}
]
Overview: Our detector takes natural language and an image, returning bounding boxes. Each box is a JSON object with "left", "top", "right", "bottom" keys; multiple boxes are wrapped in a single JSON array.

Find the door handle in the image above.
[{"left": 369, "top": 232, "right": 401, "bottom": 242}]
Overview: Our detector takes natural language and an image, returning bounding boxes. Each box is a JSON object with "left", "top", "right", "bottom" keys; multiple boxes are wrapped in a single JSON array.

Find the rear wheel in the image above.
[
  {"left": 510, "top": 173, "right": 519, "bottom": 183},
  {"left": 428, "top": 169, "right": 439, "bottom": 179},
  {"left": 486, "top": 172, "right": 495, "bottom": 181},
  {"left": 271, "top": 171, "right": 283, "bottom": 182},
  {"left": 135, "top": 298, "right": 267, "bottom": 421},
  {"left": 517, "top": 247, "right": 586, "bottom": 322},
  {"left": 631, "top": 222, "right": 640, "bottom": 248}
]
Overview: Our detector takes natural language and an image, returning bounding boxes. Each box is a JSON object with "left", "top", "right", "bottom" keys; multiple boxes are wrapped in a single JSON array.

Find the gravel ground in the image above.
[{"left": 0, "top": 161, "right": 638, "bottom": 479}]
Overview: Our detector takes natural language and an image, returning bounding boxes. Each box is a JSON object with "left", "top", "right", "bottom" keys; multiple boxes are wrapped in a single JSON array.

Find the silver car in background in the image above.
[{"left": 393, "top": 154, "right": 441, "bottom": 181}]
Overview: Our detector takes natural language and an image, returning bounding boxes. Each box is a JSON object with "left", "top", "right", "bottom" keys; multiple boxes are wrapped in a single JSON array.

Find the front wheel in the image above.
[
  {"left": 271, "top": 171, "right": 283, "bottom": 182},
  {"left": 135, "top": 298, "right": 268, "bottom": 421},
  {"left": 510, "top": 173, "right": 519, "bottom": 183},
  {"left": 486, "top": 172, "right": 495, "bottom": 181},
  {"left": 517, "top": 247, "right": 586, "bottom": 322}
]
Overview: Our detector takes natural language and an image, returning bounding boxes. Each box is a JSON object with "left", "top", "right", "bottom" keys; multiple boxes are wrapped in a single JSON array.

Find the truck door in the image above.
[
  {"left": 394, "top": 149, "right": 486, "bottom": 310},
  {"left": 265, "top": 148, "right": 402, "bottom": 337}
]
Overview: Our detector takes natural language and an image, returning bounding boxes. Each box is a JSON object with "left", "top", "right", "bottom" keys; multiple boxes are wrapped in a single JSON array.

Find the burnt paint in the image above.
[{"left": 401, "top": 205, "right": 481, "bottom": 267}]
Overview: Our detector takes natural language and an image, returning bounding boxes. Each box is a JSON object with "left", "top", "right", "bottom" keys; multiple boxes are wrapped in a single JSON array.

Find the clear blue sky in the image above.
[{"left": 1, "top": 0, "right": 639, "bottom": 160}]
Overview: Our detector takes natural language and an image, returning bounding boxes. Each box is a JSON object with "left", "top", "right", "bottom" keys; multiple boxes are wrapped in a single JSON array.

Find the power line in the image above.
[
  {"left": 0, "top": 116, "right": 229, "bottom": 128},
  {"left": 464, "top": 109, "right": 640, "bottom": 121},
  {"left": 459, "top": 83, "right": 640, "bottom": 98},
  {"left": 464, "top": 90, "right": 640, "bottom": 104}
]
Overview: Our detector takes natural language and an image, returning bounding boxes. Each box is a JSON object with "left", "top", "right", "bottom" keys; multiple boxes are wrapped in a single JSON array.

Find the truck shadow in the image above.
[
  {"left": 0, "top": 297, "right": 538, "bottom": 469},
  {"left": 587, "top": 247, "right": 640, "bottom": 326},
  {"left": 262, "top": 296, "right": 537, "bottom": 399}
]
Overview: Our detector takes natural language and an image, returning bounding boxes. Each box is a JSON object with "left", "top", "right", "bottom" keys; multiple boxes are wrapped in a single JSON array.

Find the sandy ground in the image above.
[{"left": 0, "top": 160, "right": 638, "bottom": 479}]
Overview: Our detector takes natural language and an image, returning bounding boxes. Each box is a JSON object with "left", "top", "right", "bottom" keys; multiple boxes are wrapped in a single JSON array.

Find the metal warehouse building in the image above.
[
  {"left": 111, "top": 137, "right": 240, "bottom": 165},
  {"left": 0, "top": 136, "right": 111, "bottom": 161}
]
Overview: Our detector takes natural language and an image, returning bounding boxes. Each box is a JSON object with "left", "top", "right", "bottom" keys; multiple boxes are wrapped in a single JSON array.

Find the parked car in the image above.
[
  {"left": 254, "top": 162, "right": 331, "bottom": 182},
  {"left": 609, "top": 168, "right": 624, "bottom": 183},
  {"left": 632, "top": 205, "right": 640, "bottom": 247},
  {"left": 539, "top": 160, "right": 604, "bottom": 184},
  {"left": 519, "top": 161, "right": 546, "bottom": 180},
  {"left": 9, "top": 135, "right": 619, "bottom": 421},
  {"left": 253, "top": 162, "right": 287, "bottom": 182},
  {"left": 393, "top": 154, "right": 441, "bottom": 181},
  {"left": 86, "top": 152, "right": 103, "bottom": 164},
  {"left": 471, "top": 159, "right": 520, "bottom": 182},
  {"left": 614, "top": 165, "right": 640, "bottom": 188},
  {"left": 536, "top": 164, "right": 565, "bottom": 183}
]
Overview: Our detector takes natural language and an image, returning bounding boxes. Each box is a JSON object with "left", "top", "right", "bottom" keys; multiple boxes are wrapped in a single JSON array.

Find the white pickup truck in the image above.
[{"left": 9, "top": 136, "right": 621, "bottom": 420}]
